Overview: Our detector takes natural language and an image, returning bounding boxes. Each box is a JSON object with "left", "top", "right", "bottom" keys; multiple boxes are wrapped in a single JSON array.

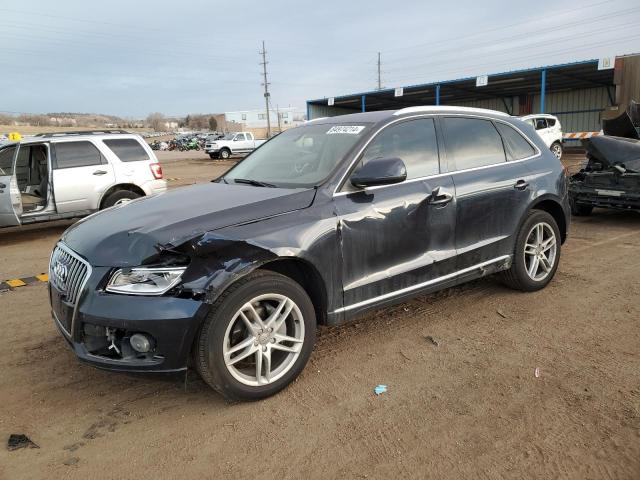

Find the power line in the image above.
[{"left": 259, "top": 41, "right": 272, "bottom": 138}]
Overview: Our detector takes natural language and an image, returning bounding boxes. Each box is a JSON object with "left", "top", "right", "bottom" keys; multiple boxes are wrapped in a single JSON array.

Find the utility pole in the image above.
[
  {"left": 276, "top": 104, "right": 282, "bottom": 133},
  {"left": 259, "top": 40, "right": 272, "bottom": 138},
  {"left": 377, "top": 52, "right": 382, "bottom": 90}
]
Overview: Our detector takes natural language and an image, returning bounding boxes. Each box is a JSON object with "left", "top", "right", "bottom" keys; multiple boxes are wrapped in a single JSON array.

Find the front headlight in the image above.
[{"left": 106, "top": 267, "right": 186, "bottom": 295}]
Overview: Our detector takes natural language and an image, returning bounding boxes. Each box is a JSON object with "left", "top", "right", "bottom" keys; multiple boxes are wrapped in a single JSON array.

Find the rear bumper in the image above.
[{"left": 141, "top": 179, "right": 168, "bottom": 196}]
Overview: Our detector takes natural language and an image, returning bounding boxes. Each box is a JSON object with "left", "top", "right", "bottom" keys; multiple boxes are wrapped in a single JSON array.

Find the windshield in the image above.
[
  {"left": 223, "top": 133, "right": 235, "bottom": 140},
  {"left": 223, "top": 123, "right": 370, "bottom": 188}
]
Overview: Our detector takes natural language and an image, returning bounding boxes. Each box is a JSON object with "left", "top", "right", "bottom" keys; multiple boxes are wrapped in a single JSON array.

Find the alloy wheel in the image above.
[
  {"left": 552, "top": 143, "right": 562, "bottom": 159},
  {"left": 523, "top": 222, "right": 557, "bottom": 281},
  {"left": 222, "top": 294, "right": 305, "bottom": 386}
]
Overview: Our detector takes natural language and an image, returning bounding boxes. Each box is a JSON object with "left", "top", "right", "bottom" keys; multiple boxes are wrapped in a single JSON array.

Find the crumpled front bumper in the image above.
[{"left": 50, "top": 268, "right": 209, "bottom": 373}]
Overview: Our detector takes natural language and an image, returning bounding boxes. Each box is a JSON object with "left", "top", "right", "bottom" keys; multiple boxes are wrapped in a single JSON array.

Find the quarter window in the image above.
[
  {"left": 442, "top": 117, "right": 506, "bottom": 170},
  {"left": 495, "top": 123, "right": 536, "bottom": 161},
  {"left": 547, "top": 118, "right": 556, "bottom": 127},
  {"left": 0, "top": 145, "right": 17, "bottom": 175},
  {"left": 103, "top": 138, "right": 150, "bottom": 162},
  {"left": 360, "top": 118, "right": 440, "bottom": 180},
  {"left": 54, "top": 141, "right": 103, "bottom": 169}
]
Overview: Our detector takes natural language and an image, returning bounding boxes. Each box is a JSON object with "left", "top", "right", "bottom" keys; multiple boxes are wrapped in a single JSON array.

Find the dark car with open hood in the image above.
[
  {"left": 569, "top": 102, "right": 640, "bottom": 216},
  {"left": 48, "top": 106, "right": 570, "bottom": 400}
]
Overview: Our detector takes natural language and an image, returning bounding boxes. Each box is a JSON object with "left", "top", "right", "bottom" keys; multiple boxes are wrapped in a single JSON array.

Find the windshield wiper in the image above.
[{"left": 232, "top": 178, "right": 276, "bottom": 188}]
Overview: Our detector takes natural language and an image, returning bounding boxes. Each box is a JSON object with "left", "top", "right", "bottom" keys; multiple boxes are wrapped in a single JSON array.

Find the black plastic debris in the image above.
[{"left": 7, "top": 434, "right": 39, "bottom": 451}]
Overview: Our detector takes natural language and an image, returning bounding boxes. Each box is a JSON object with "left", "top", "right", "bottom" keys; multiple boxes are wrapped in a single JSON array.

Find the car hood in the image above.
[{"left": 61, "top": 182, "right": 316, "bottom": 266}]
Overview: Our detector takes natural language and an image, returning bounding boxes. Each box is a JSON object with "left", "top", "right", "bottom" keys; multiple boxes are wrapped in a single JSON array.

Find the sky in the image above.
[{"left": 1, "top": 0, "right": 639, "bottom": 118}]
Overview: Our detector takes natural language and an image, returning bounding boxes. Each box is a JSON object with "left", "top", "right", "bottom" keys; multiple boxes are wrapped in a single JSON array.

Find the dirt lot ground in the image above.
[{"left": 0, "top": 154, "right": 638, "bottom": 479}]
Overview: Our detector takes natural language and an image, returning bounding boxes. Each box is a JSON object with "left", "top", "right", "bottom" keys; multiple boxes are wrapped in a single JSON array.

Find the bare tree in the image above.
[{"left": 146, "top": 112, "right": 166, "bottom": 131}]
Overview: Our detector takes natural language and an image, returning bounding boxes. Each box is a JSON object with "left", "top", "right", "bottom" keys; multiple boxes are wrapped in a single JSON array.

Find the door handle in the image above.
[
  {"left": 514, "top": 179, "right": 529, "bottom": 190},
  {"left": 428, "top": 186, "right": 454, "bottom": 205},
  {"left": 93, "top": 170, "right": 108, "bottom": 176}
]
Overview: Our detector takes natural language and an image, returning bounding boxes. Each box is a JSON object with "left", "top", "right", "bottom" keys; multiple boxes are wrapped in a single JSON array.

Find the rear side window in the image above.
[
  {"left": 0, "top": 145, "right": 16, "bottom": 175},
  {"left": 442, "top": 117, "right": 506, "bottom": 170},
  {"left": 360, "top": 118, "right": 440, "bottom": 179},
  {"left": 103, "top": 138, "right": 149, "bottom": 162},
  {"left": 54, "top": 141, "right": 103, "bottom": 169},
  {"left": 495, "top": 123, "right": 536, "bottom": 161}
]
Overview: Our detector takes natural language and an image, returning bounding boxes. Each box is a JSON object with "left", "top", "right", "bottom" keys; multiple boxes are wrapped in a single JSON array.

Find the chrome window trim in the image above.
[
  {"left": 49, "top": 241, "right": 93, "bottom": 339},
  {"left": 332, "top": 113, "right": 541, "bottom": 197},
  {"left": 332, "top": 255, "right": 511, "bottom": 314}
]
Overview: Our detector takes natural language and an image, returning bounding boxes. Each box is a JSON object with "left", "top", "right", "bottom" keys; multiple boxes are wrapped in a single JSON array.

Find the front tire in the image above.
[
  {"left": 500, "top": 210, "right": 561, "bottom": 292},
  {"left": 570, "top": 199, "right": 593, "bottom": 216},
  {"left": 195, "top": 271, "right": 316, "bottom": 401},
  {"left": 219, "top": 148, "right": 231, "bottom": 159}
]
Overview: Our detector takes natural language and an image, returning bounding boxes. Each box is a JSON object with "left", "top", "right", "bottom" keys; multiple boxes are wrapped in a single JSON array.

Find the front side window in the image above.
[
  {"left": 495, "top": 123, "right": 536, "bottom": 161},
  {"left": 223, "top": 123, "right": 370, "bottom": 188},
  {"left": 103, "top": 138, "right": 149, "bottom": 162},
  {"left": 359, "top": 118, "right": 440, "bottom": 180},
  {"left": 0, "top": 145, "right": 16, "bottom": 175},
  {"left": 442, "top": 117, "right": 506, "bottom": 170},
  {"left": 54, "top": 141, "right": 103, "bottom": 169},
  {"left": 235, "top": 134, "right": 246, "bottom": 141}
]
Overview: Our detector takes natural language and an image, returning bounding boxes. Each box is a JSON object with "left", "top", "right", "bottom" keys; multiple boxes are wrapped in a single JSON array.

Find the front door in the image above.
[
  {"left": 51, "top": 140, "right": 115, "bottom": 213},
  {"left": 0, "top": 144, "right": 22, "bottom": 226},
  {"left": 334, "top": 117, "right": 457, "bottom": 316}
]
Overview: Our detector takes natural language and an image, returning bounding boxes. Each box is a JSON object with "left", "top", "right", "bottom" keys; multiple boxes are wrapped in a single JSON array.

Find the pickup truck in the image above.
[{"left": 204, "top": 132, "right": 266, "bottom": 159}]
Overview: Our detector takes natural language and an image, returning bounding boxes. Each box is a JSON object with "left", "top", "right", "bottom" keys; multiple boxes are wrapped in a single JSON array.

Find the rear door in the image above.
[
  {"left": 0, "top": 144, "right": 22, "bottom": 226},
  {"left": 441, "top": 116, "right": 535, "bottom": 270},
  {"left": 51, "top": 140, "right": 115, "bottom": 213}
]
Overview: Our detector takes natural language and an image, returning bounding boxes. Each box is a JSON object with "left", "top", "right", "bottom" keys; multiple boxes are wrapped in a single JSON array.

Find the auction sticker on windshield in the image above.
[{"left": 326, "top": 126, "right": 366, "bottom": 135}]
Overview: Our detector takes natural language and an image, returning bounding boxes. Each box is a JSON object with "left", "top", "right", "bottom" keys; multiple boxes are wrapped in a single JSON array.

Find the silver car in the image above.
[{"left": 0, "top": 131, "right": 167, "bottom": 227}]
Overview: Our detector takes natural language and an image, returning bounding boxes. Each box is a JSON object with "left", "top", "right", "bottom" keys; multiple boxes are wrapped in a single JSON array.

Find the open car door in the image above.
[{"left": 0, "top": 144, "right": 23, "bottom": 226}]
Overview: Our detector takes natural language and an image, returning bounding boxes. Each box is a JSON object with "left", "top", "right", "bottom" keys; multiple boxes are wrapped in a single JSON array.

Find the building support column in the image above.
[
  {"left": 306, "top": 102, "right": 310, "bottom": 121},
  {"left": 436, "top": 84, "right": 441, "bottom": 105},
  {"left": 361, "top": 95, "right": 366, "bottom": 112},
  {"left": 540, "top": 69, "right": 547, "bottom": 113}
]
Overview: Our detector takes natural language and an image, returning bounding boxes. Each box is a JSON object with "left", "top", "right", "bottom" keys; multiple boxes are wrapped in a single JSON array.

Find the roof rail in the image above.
[
  {"left": 33, "top": 130, "right": 131, "bottom": 138},
  {"left": 393, "top": 106, "right": 510, "bottom": 117}
]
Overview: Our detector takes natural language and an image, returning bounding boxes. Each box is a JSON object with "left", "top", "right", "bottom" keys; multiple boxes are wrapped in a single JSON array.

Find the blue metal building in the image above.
[{"left": 306, "top": 54, "right": 640, "bottom": 136}]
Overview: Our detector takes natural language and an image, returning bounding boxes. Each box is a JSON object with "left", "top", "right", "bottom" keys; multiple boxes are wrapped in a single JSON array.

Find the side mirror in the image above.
[{"left": 351, "top": 157, "right": 407, "bottom": 189}]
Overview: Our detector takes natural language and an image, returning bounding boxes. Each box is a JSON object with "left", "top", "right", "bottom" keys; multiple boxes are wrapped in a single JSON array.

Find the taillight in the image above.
[{"left": 150, "top": 163, "right": 163, "bottom": 179}]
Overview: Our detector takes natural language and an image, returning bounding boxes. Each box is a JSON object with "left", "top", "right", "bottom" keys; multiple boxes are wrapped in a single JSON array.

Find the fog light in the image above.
[{"left": 130, "top": 333, "right": 153, "bottom": 353}]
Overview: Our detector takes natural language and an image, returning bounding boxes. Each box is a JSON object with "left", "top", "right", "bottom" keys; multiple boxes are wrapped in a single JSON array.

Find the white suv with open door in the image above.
[
  {"left": 519, "top": 114, "right": 563, "bottom": 159},
  {"left": 0, "top": 131, "right": 167, "bottom": 227}
]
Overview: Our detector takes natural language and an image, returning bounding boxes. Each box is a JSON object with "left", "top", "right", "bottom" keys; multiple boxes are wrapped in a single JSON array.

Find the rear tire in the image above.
[
  {"left": 550, "top": 141, "right": 563, "bottom": 159},
  {"left": 101, "top": 190, "right": 141, "bottom": 209},
  {"left": 500, "top": 210, "right": 561, "bottom": 292},
  {"left": 195, "top": 271, "right": 316, "bottom": 401}
]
